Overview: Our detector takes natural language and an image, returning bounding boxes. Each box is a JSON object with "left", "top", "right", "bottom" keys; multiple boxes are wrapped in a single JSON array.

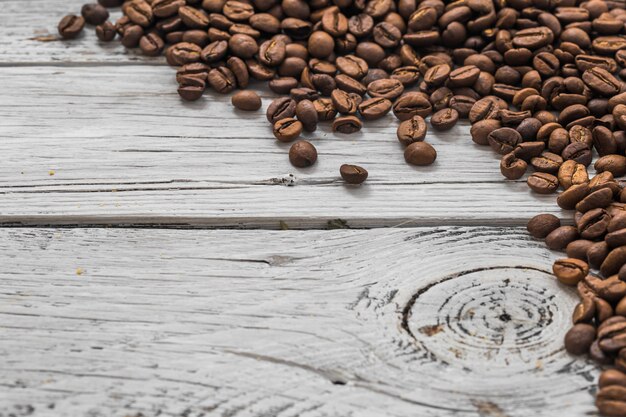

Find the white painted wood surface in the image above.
[
  {"left": 0, "top": 65, "right": 562, "bottom": 227},
  {"left": 0, "top": 227, "right": 597, "bottom": 417},
  {"left": 0, "top": 2, "right": 600, "bottom": 416}
]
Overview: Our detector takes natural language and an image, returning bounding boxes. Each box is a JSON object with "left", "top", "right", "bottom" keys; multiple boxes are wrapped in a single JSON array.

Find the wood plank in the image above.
[
  {"left": 0, "top": 66, "right": 563, "bottom": 227},
  {"left": 0, "top": 227, "right": 596, "bottom": 417},
  {"left": 0, "top": 0, "right": 162, "bottom": 65}
]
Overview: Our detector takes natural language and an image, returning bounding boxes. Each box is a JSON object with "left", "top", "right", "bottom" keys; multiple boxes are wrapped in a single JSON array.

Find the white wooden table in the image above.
[{"left": 0, "top": 2, "right": 600, "bottom": 416}]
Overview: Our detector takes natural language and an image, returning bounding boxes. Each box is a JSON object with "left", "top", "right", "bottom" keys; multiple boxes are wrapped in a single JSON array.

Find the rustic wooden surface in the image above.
[{"left": 0, "top": 1, "right": 599, "bottom": 416}]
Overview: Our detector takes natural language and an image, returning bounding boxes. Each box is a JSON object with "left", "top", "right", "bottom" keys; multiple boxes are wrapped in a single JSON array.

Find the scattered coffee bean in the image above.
[
  {"left": 404, "top": 142, "right": 436, "bottom": 166},
  {"left": 528, "top": 214, "right": 561, "bottom": 239},
  {"left": 58, "top": 15, "right": 85, "bottom": 39},
  {"left": 564, "top": 323, "right": 596, "bottom": 355},
  {"left": 273, "top": 118, "right": 302, "bottom": 142},
  {"left": 232, "top": 91, "right": 261, "bottom": 111},
  {"left": 340, "top": 164, "right": 368, "bottom": 185},
  {"left": 289, "top": 140, "right": 317, "bottom": 168}
]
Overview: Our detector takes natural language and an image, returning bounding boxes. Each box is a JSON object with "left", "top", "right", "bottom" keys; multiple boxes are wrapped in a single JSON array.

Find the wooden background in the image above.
[{"left": 0, "top": 1, "right": 599, "bottom": 416}]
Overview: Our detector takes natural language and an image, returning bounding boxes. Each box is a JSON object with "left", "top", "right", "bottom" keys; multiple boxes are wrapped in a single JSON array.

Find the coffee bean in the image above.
[
  {"left": 583, "top": 68, "right": 621, "bottom": 97},
  {"left": 397, "top": 116, "right": 427, "bottom": 146},
  {"left": 557, "top": 183, "right": 590, "bottom": 210},
  {"left": 430, "top": 109, "right": 459, "bottom": 131},
  {"left": 358, "top": 97, "right": 392, "bottom": 121},
  {"left": 295, "top": 100, "right": 318, "bottom": 132},
  {"left": 266, "top": 97, "right": 296, "bottom": 124},
  {"left": 232, "top": 90, "right": 261, "bottom": 111},
  {"left": 340, "top": 164, "right": 368, "bottom": 184},
  {"left": 289, "top": 140, "right": 317, "bottom": 168},
  {"left": 564, "top": 323, "right": 596, "bottom": 355},
  {"left": 96, "top": 22, "right": 116, "bottom": 41},
  {"left": 332, "top": 116, "right": 362, "bottom": 134},
  {"left": 554, "top": 258, "right": 590, "bottom": 286},
  {"left": 528, "top": 214, "right": 561, "bottom": 239},
  {"left": 207, "top": 66, "right": 236, "bottom": 94},
  {"left": 404, "top": 142, "right": 437, "bottom": 166},
  {"left": 500, "top": 153, "right": 528, "bottom": 180},
  {"left": 274, "top": 118, "right": 303, "bottom": 142},
  {"left": 82, "top": 3, "right": 109, "bottom": 25},
  {"left": 367, "top": 79, "right": 404, "bottom": 100},
  {"left": 488, "top": 128, "right": 522, "bottom": 155},
  {"left": 58, "top": 15, "right": 85, "bottom": 39},
  {"left": 393, "top": 93, "right": 432, "bottom": 121},
  {"left": 331, "top": 89, "right": 359, "bottom": 115}
]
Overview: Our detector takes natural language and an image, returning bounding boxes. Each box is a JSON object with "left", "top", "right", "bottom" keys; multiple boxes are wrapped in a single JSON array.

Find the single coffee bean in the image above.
[
  {"left": 393, "top": 93, "right": 432, "bottom": 121},
  {"left": 564, "top": 323, "right": 596, "bottom": 355},
  {"left": 471, "top": 120, "right": 501, "bottom": 146},
  {"left": 295, "top": 100, "right": 318, "bottom": 133},
  {"left": 577, "top": 208, "right": 611, "bottom": 240},
  {"left": 546, "top": 225, "right": 579, "bottom": 250},
  {"left": 289, "top": 140, "right": 317, "bottom": 168},
  {"left": 567, "top": 239, "right": 595, "bottom": 261},
  {"left": 266, "top": 97, "right": 297, "bottom": 124},
  {"left": 177, "top": 75, "right": 205, "bottom": 101},
  {"left": 557, "top": 183, "right": 590, "bottom": 210},
  {"left": 331, "top": 89, "right": 359, "bottom": 115},
  {"left": 340, "top": 164, "right": 368, "bottom": 185},
  {"left": 96, "top": 21, "right": 116, "bottom": 41},
  {"left": 532, "top": 152, "right": 564, "bottom": 175},
  {"left": 528, "top": 214, "right": 561, "bottom": 239},
  {"left": 430, "top": 108, "right": 459, "bottom": 131},
  {"left": 332, "top": 116, "right": 362, "bottom": 134},
  {"left": 139, "top": 33, "right": 165, "bottom": 56},
  {"left": 82, "top": 3, "right": 110, "bottom": 25},
  {"left": 553, "top": 258, "right": 590, "bottom": 286},
  {"left": 514, "top": 142, "right": 546, "bottom": 162},
  {"left": 500, "top": 153, "right": 528, "bottom": 180},
  {"left": 583, "top": 67, "right": 621, "bottom": 97},
  {"left": 207, "top": 67, "right": 236, "bottom": 94},
  {"left": 404, "top": 142, "right": 437, "bottom": 166},
  {"left": 273, "top": 118, "right": 303, "bottom": 142},
  {"left": 231, "top": 90, "right": 261, "bottom": 111},
  {"left": 58, "top": 15, "right": 86, "bottom": 39},
  {"left": 358, "top": 97, "right": 392, "bottom": 121},
  {"left": 488, "top": 128, "right": 523, "bottom": 155},
  {"left": 562, "top": 142, "right": 593, "bottom": 167},
  {"left": 313, "top": 98, "right": 337, "bottom": 121},
  {"left": 367, "top": 79, "right": 404, "bottom": 100},
  {"left": 397, "top": 116, "right": 427, "bottom": 146}
]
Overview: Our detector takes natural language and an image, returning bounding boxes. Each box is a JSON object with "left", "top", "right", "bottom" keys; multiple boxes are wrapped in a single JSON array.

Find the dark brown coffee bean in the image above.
[
  {"left": 576, "top": 188, "right": 614, "bottom": 213},
  {"left": 336, "top": 55, "right": 368, "bottom": 80},
  {"left": 554, "top": 258, "right": 590, "bottom": 286},
  {"left": 207, "top": 67, "right": 236, "bottom": 93},
  {"left": 469, "top": 97, "right": 501, "bottom": 123},
  {"left": 564, "top": 324, "right": 596, "bottom": 355},
  {"left": 223, "top": 1, "right": 254, "bottom": 22},
  {"left": 431, "top": 108, "right": 459, "bottom": 131},
  {"left": 266, "top": 97, "right": 297, "bottom": 124},
  {"left": 397, "top": 116, "right": 427, "bottom": 146},
  {"left": 512, "top": 27, "right": 554, "bottom": 50},
  {"left": 152, "top": 0, "right": 184, "bottom": 18},
  {"left": 488, "top": 128, "right": 522, "bottom": 155},
  {"left": 500, "top": 153, "right": 528, "bottom": 180},
  {"left": 335, "top": 75, "right": 367, "bottom": 96},
  {"left": 166, "top": 42, "right": 202, "bottom": 66},
  {"left": 82, "top": 3, "right": 109, "bottom": 25},
  {"left": 313, "top": 98, "right": 337, "bottom": 121},
  {"left": 231, "top": 90, "right": 261, "bottom": 111},
  {"left": 358, "top": 97, "right": 392, "bottom": 120},
  {"left": 349, "top": 13, "right": 374, "bottom": 38},
  {"left": 423, "top": 64, "right": 451, "bottom": 87},
  {"left": 331, "top": 89, "right": 359, "bottom": 115},
  {"left": 528, "top": 213, "right": 561, "bottom": 239},
  {"left": 226, "top": 56, "right": 249, "bottom": 88},
  {"left": 96, "top": 21, "right": 116, "bottom": 41},
  {"left": 404, "top": 142, "right": 437, "bottom": 166},
  {"left": 340, "top": 164, "right": 368, "bottom": 185},
  {"left": 448, "top": 65, "right": 481, "bottom": 88},
  {"left": 578, "top": 208, "right": 611, "bottom": 240},
  {"left": 528, "top": 172, "right": 559, "bottom": 194},
  {"left": 471, "top": 120, "right": 502, "bottom": 146},
  {"left": 295, "top": 100, "right": 318, "bottom": 133},
  {"left": 546, "top": 225, "right": 580, "bottom": 250},
  {"left": 332, "top": 116, "right": 363, "bottom": 134},
  {"left": 562, "top": 142, "right": 592, "bottom": 167},
  {"left": 583, "top": 67, "right": 621, "bottom": 97},
  {"left": 139, "top": 33, "right": 164, "bottom": 56},
  {"left": 532, "top": 152, "right": 564, "bottom": 175},
  {"left": 557, "top": 183, "right": 589, "bottom": 210},
  {"left": 126, "top": 0, "right": 153, "bottom": 27},
  {"left": 393, "top": 93, "right": 432, "bottom": 121},
  {"left": 274, "top": 118, "right": 303, "bottom": 142},
  {"left": 177, "top": 75, "right": 205, "bottom": 101},
  {"left": 58, "top": 15, "right": 86, "bottom": 39},
  {"left": 289, "top": 140, "right": 317, "bottom": 168},
  {"left": 367, "top": 79, "right": 404, "bottom": 100}
]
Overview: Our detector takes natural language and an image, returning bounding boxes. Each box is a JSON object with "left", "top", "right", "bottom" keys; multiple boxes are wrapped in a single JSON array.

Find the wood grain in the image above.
[
  {"left": 0, "top": 66, "right": 563, "bottom": 227},
  {"left": 0, "top": 227, "right": 598, "bottom": 417}
]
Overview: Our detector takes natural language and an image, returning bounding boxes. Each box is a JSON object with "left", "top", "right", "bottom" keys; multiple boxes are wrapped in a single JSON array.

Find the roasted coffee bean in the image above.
[
  {"left": 532, "top": 152, "right": 563, "bottom": 174},
  {"left": 500, "top": 153, "right": 528, "bottom": 180},
  {"left": 564, "top": 323, "right": 596, "bottom": 355},
  {"left": 313, "top": 98, "right": 337, "bottom": 121},
  {"left": 469, "top": 97, "right": 501, "bottom": 123},
  {"left": 488, "top": 128, "right": 522, "bottom": 155},
  {"left": 554, "top": 258, "right": 590, "bottom": 286},
  {"left": 528, "top": 214, "right": 561, "bottom": 239},
  {"left": 295, "top": 100, "right": 318, "bottom": 132},
  {"left": 392, "top": 93, "right": 432, "bottom": 121},
  {"left": 404, "top": 142, "right": 437, "bottom": 166},
  {"left": 471, "top": 120, "right": 501, "bottom": 146},
  {"left": 528, "top": 172, "right": 559, "bottom": 194},
  {"left": 207, "top": 67, "right": 236, "bottom": 93},
  {"left": 367, "top": 79, "right": 404, "bottom": 100},
  {"left": 340, "top": 164, "right": 368, "bottom": 185},
  {"left": 559, "top": 160, "right": 589, "bottom": 189},
  {"left": 557, "top": 183, "right": 589, "bottom": 210},
  {"left": 289, "top": 140, "right": 317, "bottom": 168},
  {"left": 177, "top": 75, "right": 205, "bottom": 101},
  {"left": 58, "top": 15, "right": 85, "bottom": 39},
  {"left": 589, "top": 241, "right": 610, "bottom": 269},
  {"left": 274, "top": 118, "right": 303, "bottom": 142},
  {"left": 139, "top": 33, "right": 164, "bottom": 56},
  {"left": 562, "top": 142, "right": 593, "bottom": 167},
  {"left": 332, "top": 116, "right": 362, "bottom": 134},
  {"left": 331, "top": 89, "right": 359, "bottom": 115},
  {"left": 358, "top": 97, "right": 392, "bottom": 120},
  {"left": 567, "top": 239, "right": 595, "bottom": 262},
  {"left": 266, "top": 97, "right": 296, "bottom": 124},
  {"left": 96, "top": 22, "right": 116, "bottom": 41},
  {"left": 578, "top": 208, "right": 610, "bottom": 240},
  {"left": 231, "top": 90, "right": 261, "bottom": 111},
  {"left": 430, "top": 109, "right": 459, "bottom": 131},
  {"left": 82, "top": 3, "right": 109, "bottom": 25},
  {"left": 515, "top": 142, "right": 546, "bottom": 161},
  {"left": 449, "top": 95, "right": 476, "bottom": 119},
  {"left": 166, "top": 42, "right": 202, "bottom": 66},
  {"left": 397, "top": 116, "right": 427, "bottom": 146},
  {"left": 583, "top": 68, "right": 621, "bottom": 97},
  {"left": 576, "top": 188, "right": 614, "bottom": 213},
  {"left": 126, "top": 1, "right": 153, "bottom": 27}
]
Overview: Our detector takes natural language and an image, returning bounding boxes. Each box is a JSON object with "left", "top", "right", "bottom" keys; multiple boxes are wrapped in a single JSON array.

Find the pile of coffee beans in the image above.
[{"left": 57, "top": 0, "right": 626, "bottom": 412}]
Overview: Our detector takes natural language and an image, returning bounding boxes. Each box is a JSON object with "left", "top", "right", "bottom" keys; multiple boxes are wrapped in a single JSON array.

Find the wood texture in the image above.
[
  {"left": 0, "top": 227, "right": 598, "bottom": 417},
  {"left": 0, "top": 66, "right": 562, "bottom": 227}
]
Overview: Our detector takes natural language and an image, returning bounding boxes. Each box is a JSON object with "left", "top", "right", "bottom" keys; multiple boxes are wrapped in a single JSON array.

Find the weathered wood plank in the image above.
[
  {"left": 0, "top": 227, "right": 596, "bottom": 417},
  {"left": 0, "top": 0, "right": 161, "bottom": 65},
  {"left": 0, "top": 66, "right": 562, "bottom": 227}
]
